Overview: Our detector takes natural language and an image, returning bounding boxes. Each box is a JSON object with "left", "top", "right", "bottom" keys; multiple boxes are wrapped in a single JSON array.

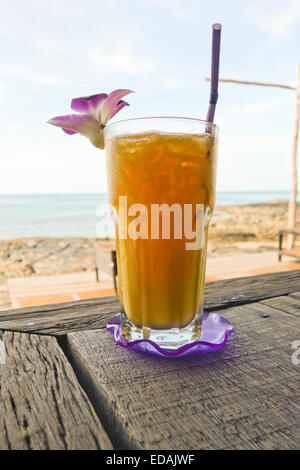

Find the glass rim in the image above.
[{"left": 105, "top": 116, "right": 218, "bottom": 130}]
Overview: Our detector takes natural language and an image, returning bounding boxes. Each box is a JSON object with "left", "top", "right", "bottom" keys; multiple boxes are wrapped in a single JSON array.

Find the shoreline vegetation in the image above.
[{"left": 1, "top": 200, "right": 299, "bottom": 278}]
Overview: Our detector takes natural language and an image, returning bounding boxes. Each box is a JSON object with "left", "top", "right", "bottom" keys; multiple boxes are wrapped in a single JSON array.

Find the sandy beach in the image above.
[
  {"left": 208, "top": 200, "right": 300, "bottom": 256},
  {"left": 0, "top": 201, "right": 299, "bottom": 278}
]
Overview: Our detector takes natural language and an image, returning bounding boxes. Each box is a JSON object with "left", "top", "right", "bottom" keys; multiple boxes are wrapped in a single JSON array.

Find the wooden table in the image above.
[{"left": 0, "top": 270, "right": 299, "bottom": 450}]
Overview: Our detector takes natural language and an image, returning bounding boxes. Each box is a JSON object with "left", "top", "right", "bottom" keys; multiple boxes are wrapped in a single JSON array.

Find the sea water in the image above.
[{"left": 0, "top": 191, "right": 296, "bottom": 239}]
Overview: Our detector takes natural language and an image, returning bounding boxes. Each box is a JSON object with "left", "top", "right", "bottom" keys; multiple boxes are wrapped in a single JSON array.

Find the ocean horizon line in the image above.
[{"left": 0, "top": 191, "right": 298, "bottom": 239}]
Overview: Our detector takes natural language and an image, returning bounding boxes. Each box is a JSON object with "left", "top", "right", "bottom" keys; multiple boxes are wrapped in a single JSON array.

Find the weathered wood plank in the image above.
[
  {"left": 204, "top": 269, "right": 300, "bottom": 310},
  {"left": 0, "top": 296, "right": 119, "bottom": 335},
  {"left": 0, "top": 270, "right": 299, "bottom": 336},
  {"left": 261, "top": 296, "right": 300, "bottom": 317},
  {"left": 67, "top": 302, "right": 300, "bottom": 450},
  {"left": 0, "top": 330, "right": 113, "bottom": 450}
]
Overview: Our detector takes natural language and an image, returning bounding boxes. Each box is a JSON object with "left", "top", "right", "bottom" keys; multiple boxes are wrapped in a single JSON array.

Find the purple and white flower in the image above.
[{"left": 47, "top": 89, "right": 133, "bottom": 148}]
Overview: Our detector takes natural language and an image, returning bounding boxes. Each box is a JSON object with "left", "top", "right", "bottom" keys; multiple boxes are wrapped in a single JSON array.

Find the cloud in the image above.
[
  {"left": 163, "top": 76, "right": 183, "bottom": 90},
  {"left": 219, "top": 96, "right": 294, "bottom": 123},
  {"left": 152, "top": 0, "right": 193, "bottom": 21},
  {"left": 2, "top": 65, "right": 65, "bottom": 85},
  {"left": 86, "top": 44, "right": 183, "bottom": 90},
  {"left": 39, "top": 38, "right": 57, "bottom": 51},
  {"left": 87, "top": 45, "right": 155, "bottom": 76},
  {"left": 0, "top": 132, "right": 107, "bottom": 195},
  {"left": 248, "top": 0, "right": 300, "bottom": 40},
  {"left": 221, "top": 131, "right": 293, "bottom": 159}
]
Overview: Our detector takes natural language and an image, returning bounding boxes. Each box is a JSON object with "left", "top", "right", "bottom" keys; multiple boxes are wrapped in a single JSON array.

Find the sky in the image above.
[{"left": 0, "top": 0, "right": 299, "bottom": 194}]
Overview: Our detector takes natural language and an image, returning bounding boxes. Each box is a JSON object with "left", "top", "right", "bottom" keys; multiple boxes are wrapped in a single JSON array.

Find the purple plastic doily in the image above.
[{"left": 106, "top": 312, "right": 234, "bottom": 358}]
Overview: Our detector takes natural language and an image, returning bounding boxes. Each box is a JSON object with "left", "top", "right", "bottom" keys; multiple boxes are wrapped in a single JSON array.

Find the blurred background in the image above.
[{"left": 0, "top": 0, "right": 299, "bottom": 309}]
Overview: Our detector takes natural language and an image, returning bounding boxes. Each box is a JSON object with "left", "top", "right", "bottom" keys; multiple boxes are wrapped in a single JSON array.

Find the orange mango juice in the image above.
[{"left": 105, "top": 131, "right": 217, "bottom": 330}]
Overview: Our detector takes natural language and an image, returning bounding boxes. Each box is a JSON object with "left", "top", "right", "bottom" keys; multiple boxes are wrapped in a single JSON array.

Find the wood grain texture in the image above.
[
  {"left": 0, "top": 330, "right": 112, "bottom": 450},
  {"left": 0, "top": 270, "right": 299, "bottom": 336},
  {"left": 0, "top": 295, "right": 119, "bottom": 335},
  {"left": 204, "top": 269, "right": 300, "bottom": 310},
  {"left": 261, "top": 295, "right": 300, "bottom": 317},
  {"left": 290, "top": 291, "right": 300, "bottom": 300},
  {"left": 67, "top": 302, "right": 300, "bottom": 450}
]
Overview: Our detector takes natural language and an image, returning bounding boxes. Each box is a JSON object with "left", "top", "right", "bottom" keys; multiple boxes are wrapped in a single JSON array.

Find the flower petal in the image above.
[
  {"left": 62, "top": 128, "right": 77, "bottom": 135},
  {"left": 109, "top": 100, "right": 129, "bottom": 119},
  {"left": 99, "top": 89, "right": 133, "bottom": 125},
  {"left": 48, "top": 114, "right": 103, "bottom": 148},
  {"left": 71, "top": 93, "right": 107, "bottom": 115}
]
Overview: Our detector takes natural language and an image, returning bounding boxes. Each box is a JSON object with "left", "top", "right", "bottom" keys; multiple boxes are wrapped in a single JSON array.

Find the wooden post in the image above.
[
  {"left": 287, "top": 63, "right": 300, "bottom": 249},
  {"left": 206, "top": 78, "right": 295, "bottom": 91},
  {"left": 206, "top": 72, "right": 299, "bottom": 248}
]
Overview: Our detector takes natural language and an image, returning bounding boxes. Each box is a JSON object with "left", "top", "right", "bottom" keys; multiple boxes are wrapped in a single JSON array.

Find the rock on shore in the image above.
[{"left": 0, "top": 237, "right": 96, "bottom": 278}]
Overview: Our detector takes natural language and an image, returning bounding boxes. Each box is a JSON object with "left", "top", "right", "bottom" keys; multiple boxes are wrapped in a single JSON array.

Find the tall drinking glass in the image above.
[{"left": 104, "top": 117, "right": 218, "bottom": 349}]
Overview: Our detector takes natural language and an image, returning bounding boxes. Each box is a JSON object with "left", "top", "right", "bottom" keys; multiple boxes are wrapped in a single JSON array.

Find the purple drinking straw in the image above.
[{"left": 206, "top": 23, "right": 222, "bottom": 125}]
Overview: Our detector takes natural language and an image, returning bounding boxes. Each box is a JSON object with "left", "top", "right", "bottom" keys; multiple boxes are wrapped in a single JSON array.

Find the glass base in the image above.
[{"left": 121, "top": 310, "right": 203, "bottom": 350}]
